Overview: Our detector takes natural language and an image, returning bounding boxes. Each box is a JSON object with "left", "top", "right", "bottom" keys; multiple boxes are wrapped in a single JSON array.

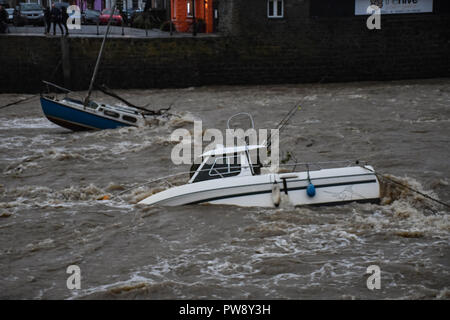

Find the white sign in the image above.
[{"left": 355, "top": 0, "right": 433, "bottom": 15}]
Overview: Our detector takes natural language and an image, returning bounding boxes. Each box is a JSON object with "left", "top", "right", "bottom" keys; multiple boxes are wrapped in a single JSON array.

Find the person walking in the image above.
[
  {"left": 0, "top": 4, "right": 8, "bottom": 34},
  {"left": 61, "top": 5, "right": 69, "bottom": 36},
  {"left": 44, "top": 6, "right": 51, "bottom": 35},
  {"left": 50, "top": 3, "right": 63, "bottom": 36}
]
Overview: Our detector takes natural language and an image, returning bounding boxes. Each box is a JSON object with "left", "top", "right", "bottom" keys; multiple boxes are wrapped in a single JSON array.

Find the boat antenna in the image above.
[{"left": 84, "top": 4, "right": 117, "bottom": 107}]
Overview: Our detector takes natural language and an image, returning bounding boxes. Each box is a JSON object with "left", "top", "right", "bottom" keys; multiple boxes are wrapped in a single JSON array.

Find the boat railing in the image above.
[
  {"left": 278, "top": 159, "right": 362, "bottom": 172},
  {"left": 227, "top": 112, "right": 255, "bottom": 130},
  {"left": 146, "top": 160, "right": 360, "bottom": 187}
]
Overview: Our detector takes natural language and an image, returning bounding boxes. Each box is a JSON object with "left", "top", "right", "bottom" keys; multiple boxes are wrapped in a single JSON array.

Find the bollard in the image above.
[
  {"left": 96, "top": 19, "right": 99, "bottom": 35},
  {"left": 145, "top": 19, "right": 148, "bottom": 37},
  {"left": 122, "top": 20, "right": 124, "bottom": 36}
]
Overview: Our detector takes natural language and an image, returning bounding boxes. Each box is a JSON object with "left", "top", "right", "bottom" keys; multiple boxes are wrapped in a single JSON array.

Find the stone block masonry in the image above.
[{"left": 0, "top": 12, "right": 449, "bottom": 93}]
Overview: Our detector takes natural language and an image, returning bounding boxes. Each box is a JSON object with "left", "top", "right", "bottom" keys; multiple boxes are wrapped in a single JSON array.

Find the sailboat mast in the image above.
[{"left": 84, "top": 4, "right": 117, "bottom": 106}]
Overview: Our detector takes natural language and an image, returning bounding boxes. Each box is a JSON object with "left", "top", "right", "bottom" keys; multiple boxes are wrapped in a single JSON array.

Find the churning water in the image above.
[{"left": 0, "top": 79, "right": 449, "bottom": 299}]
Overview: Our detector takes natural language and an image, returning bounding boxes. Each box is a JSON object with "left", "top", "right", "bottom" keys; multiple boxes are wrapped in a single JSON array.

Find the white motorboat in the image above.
[{"left": 138, "top": 143, "right": 380, "bottom": 208}]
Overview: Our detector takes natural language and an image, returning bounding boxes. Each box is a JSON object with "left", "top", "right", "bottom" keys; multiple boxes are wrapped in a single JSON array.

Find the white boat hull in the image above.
[{"left": 138, "top": 166, "right": 380, "bottom": 208}]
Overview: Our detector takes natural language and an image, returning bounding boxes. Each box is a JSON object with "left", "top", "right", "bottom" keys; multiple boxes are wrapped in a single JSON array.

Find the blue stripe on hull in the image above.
[{"left": 40, "top": 97, "right": 132, "bottom": 131}]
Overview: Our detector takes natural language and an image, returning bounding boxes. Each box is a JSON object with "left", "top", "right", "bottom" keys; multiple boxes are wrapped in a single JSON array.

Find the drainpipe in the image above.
[
  {"left": 169, "top": 0, "right": 173, "bottom": 35},
  {"left": 192, "top": 0, "right": 196, "bottom": 36},
  {"left": 60, "top": 37, "right": 71, "bottom": 89}
]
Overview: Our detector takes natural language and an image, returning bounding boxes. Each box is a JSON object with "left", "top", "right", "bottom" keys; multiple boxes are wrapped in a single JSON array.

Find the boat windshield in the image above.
[{"left": 192, "top": 154, "right": 241, "bottom": 183}]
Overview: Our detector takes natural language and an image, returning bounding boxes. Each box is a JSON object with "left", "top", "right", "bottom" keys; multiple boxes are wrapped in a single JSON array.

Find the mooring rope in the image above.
[
  {"left": 0, "top": 95, "right": 38, "bottom": 110},
  {"left": 359, "top": 164, "right": 450, "bottom": 209},
  {"left": 1, "top": 59, "right": 63, "bottom": 111}
]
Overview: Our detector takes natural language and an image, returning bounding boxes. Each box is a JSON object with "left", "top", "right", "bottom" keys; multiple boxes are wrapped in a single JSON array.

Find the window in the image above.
[
  {"left": 268, "top": 0, "right": 284, "bottom": 18},
  {"left": 191, "top": 154, "right": 242, "bottom": 183},
  {"left": 209, "top": 155, "right": 241, "bottom": 177},
  {"left": 122, "top": 115, "right": 137, "bottom": 123},
  {"left": 187, "top": 0, "right": 193, "bottom": 17},
  {"left": 104, "top": 110, "right": 119, "bottom": 118}
]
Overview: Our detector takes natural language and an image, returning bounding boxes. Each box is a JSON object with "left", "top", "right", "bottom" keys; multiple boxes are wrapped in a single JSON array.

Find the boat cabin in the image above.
[
  {"left": 188, "top": 144, "right": 264, "bottom": 184},
  {"left": 61, "top": 97, "right": 141, "bottom": 125}
]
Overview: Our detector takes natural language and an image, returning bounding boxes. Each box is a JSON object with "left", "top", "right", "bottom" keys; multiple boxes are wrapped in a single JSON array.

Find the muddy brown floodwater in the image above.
[{"left": 0, "top": 79, "right": 449, "bottom": 299}]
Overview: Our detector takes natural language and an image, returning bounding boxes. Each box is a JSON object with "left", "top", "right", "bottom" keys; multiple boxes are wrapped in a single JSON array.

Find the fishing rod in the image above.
[{"left": 265, "top": 102, "right": 302, "bottom": 150}]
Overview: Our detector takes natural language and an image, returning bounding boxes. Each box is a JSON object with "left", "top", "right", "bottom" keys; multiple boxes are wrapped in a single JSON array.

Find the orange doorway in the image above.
[{"left": 171, "top": 0, "right": 214, "bottom": 33}]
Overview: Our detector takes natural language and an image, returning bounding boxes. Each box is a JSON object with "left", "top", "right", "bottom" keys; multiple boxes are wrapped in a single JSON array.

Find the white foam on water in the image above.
[
  {"left": 0, "top": 136, "right": 29, "bottom": 150},
  {"left": 0, "top": 118, "right": 59, "bottom": 130},
  {"left": 25, "top": 238, "right": 55, "bottom": 252},
  {"left": 67, "top": 272, "right": 155, "bottom": 300},
  {"left": 436, "top": 287, "right": 450, "bottom": 299},
  {"left": 303, "top": 95, "right": 318, "bottom": 101},
  {"left": 1, "top": 183, "right": 126, "bottom": 206},
  {"left": 347, "top": 94, "right": 367, "bottom": 99},
  {"left": 303, "top": 119, "right": 321, "bottom": 124}
]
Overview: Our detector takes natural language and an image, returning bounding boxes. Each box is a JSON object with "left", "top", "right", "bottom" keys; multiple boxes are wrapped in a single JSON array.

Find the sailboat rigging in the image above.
[{"left": 39, "top": 4, "right": 170, "bottom": 131}]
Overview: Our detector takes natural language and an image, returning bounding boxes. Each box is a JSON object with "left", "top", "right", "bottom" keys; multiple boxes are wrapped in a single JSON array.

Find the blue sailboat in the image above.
[
  {"left": 40, "top": 93, "right": 143, "bottom": 131},
  {"left": 39, "top": 5, "right": 165, "bottom": 131}
]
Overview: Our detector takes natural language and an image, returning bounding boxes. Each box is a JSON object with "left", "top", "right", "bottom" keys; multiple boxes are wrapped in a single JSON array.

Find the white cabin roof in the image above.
[{"left": 200, "top": 144, "right": 265, "bottom": 157}]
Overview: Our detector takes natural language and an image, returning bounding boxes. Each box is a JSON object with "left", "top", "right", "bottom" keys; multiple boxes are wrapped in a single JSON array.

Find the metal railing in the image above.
[{"left": 4, "top": 18, "right": 176, "bottom": 38}]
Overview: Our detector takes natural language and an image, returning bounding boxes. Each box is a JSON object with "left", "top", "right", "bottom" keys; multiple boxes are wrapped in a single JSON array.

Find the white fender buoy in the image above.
[{"left": 272, "top": 182, "right": 281, "bottom": 207}]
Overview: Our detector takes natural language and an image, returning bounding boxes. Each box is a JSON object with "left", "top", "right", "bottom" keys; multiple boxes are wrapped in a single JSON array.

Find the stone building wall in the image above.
[{"left": 0, "top": 0, "right": 449, "bottom": 93}]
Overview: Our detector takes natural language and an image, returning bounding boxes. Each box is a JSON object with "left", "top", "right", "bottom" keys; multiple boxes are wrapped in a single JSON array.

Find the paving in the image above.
[{"left": 2, "top": 24, "right": 217, "bottom": 38}]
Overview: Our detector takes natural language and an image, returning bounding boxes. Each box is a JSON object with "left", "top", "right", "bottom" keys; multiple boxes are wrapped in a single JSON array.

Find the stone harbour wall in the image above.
[{"left": 0, "top": 13, "right": 449, "bottom": 93}]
